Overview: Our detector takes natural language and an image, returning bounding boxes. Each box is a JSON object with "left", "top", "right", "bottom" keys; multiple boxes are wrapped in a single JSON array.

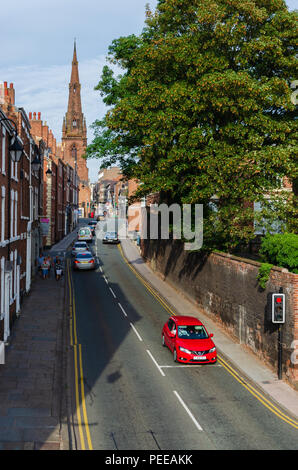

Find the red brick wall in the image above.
[{"left": 141, "top": 239, "right": 298, "bottom": 388}]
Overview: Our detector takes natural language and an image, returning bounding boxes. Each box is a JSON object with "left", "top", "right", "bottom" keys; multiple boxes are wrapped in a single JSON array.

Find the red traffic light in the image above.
[{"left": 272, "top": 293, "right": 285, "bottom": 324}]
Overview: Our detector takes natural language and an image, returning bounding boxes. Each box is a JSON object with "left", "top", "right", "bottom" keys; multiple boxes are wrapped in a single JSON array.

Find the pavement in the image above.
[
  {"left": 0, "top": 228, "right": 78, "bottom": 450},
  {"left": 120, "top": 238, "right": 298, "bottom": 421}
]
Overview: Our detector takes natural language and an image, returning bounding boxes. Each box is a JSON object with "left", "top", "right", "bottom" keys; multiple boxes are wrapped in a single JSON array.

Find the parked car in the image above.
[
  {"left": 162, "top": 315, "right": 217, "bottom": 364},
  {"left": 77, "top": 226, "right": 93, "bottom": 242},
  {"left": 103, "top": 231, "right": 119, "bottom": 244},
  {"left": 73, "top": 251, "right": 96, "bottom": 270},
  {"left": 72, "top": 241, "right": 89, "bottom": 257}
]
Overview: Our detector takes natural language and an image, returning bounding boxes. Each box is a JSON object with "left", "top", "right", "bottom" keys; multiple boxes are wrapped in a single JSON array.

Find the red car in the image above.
[{"left": 162, "top": 315, "right": 217, "bottom": 364}]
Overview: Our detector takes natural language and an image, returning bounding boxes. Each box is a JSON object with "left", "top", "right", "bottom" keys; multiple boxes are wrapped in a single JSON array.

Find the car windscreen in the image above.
[
  {"left": 75, "top": 243, "right": 87, "bottom": 248},
  {"left": 177, "top": 325, "right": 209, "bottom": 339},
  {"left": 106, "top": 232, "right": 117, "bottom": 237},
  {"left": 79, "top": 229, "right": 91, "bottom": 235},
  {"left": 76, "top": 253, "right": 93, "bottom": 259}
]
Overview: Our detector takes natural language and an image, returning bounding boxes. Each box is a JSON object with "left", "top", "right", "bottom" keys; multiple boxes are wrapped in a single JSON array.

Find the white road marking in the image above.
[
  {"left": 161, "top": 365, "right": 202, "bottom": 368},
  {"left": 173, "top": 390, "right": 203, "bottom": 431},
  {"left": 130, "top": 323, "right": 143, "bottom": 342},
  {"left": 160, "top": 364, "right": 221, "bottom": 368},
  {"left": 103, "top": 275, "right": 108, "bottom": 284},
  {"left": 118, "top": 303, "right": 127, "bottom": 317},
  {"left": 146, "top": 350, "right": 165, "bottom": 377},
  {"left": 99, "top": 266, "right": 103, "bottom": 272},
  {"left": 109, "top": 287, "right": 117, "bottom": 298}
]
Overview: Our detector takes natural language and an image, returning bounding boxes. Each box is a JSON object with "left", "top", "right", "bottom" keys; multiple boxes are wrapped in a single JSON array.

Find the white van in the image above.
[{"left": 77, "top": 226, "right": 93, "bottom": 242}]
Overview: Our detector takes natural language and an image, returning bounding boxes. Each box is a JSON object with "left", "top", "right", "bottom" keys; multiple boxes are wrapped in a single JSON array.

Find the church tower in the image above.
[{"left": 62, "top": 40, "right": 91, "bottom": 215}]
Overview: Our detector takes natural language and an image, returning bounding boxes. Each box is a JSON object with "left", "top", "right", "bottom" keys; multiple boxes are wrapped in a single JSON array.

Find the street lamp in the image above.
[
  {"left": 31, "top": 156, "right": 41, "bottom": 172},
  {"left": 9, "top": 135, "right": 24, "bottom": 162},
  {"left": 0, "top": 117, "right": 24, "bottom": 162}
]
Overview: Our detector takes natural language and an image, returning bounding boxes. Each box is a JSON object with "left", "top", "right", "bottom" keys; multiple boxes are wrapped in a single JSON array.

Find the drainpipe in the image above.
[{"left": 26, "top": 138, "right": 33, "bottom": 293}]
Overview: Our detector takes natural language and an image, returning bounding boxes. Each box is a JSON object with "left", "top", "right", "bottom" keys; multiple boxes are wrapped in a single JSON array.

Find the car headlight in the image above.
[
  {"left": 179, "top": 347, "right": 192, "bottom": 354},
  {"left": 209, "top": 347, "right": 216, "bottom": 353}
]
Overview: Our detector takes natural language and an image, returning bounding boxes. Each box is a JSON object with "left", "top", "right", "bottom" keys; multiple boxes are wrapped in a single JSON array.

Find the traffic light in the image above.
[{"left": 272, "top": 293, "right": 285, "bottom": 324}]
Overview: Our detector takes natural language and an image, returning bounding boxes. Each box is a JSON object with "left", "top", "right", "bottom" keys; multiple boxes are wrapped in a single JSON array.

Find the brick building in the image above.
[
  {"left": 29, "top": 112, "right": 79, "bottom": 247},
  {"left": 0, "top": 83, "right": 43, "bottom": 342}
]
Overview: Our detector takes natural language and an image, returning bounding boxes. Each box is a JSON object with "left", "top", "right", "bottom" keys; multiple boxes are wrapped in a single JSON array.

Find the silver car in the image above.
[
  {"left": 73, "top": 251, "right": 96, "bottom": 270},
  {"left": 103, "top": 232, "right": 119, "bottom": 244},
  {"left": 72, "top": 241, "right": 89, "bottom": 257}
]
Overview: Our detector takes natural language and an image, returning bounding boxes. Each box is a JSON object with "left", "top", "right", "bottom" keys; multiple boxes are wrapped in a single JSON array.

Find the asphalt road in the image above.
[{"left": 68, "top": 223, "right": 298, "bottom": 450}]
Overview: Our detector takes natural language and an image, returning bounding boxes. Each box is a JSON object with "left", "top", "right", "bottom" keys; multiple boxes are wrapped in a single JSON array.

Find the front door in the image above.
[{"left": 4, "top": 271, "right": 11, "bottom": 342}]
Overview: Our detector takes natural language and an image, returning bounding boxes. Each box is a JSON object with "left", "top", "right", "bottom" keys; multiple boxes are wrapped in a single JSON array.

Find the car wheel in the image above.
[
  {"left": 173, "top": 348, "right": 177, "bottom": 362},
  {"left": 162, "top": 334, "right": 166, "bottom": 347}
]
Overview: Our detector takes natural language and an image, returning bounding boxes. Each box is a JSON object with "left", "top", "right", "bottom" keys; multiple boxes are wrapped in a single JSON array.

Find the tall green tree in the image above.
[{"left": 85, "top": 0, "right": 298, "bottom": 250}]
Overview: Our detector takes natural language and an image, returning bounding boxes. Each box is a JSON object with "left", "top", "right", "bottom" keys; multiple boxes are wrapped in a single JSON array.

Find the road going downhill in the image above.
[{"left": 67, "top": 224, "right": 298, "bottom": 450}]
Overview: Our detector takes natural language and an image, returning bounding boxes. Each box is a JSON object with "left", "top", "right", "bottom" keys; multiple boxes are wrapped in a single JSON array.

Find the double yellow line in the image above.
[
  {"left": 67, "top": 259, "right": 93, "bottom": 450},
  {"left": 117, "top": 244, "right": 175, "bottom": 316},
  {"left": 117, "top": 244, "right": 298, "bottom": 430}
]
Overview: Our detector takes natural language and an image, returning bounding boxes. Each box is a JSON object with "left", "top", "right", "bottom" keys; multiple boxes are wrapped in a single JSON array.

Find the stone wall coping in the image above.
[{"left": 210, "top": 250, "right": 294, "bottom": 275}]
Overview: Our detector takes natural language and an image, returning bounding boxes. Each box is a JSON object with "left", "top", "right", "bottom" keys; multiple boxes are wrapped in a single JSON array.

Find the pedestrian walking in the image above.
[
  {"left": 54, "top": 256, "right": 63, "bottom": 281},
  {"left": 41, "top": 260, "right": 49, "bottom": 280},
  {"left": 37, "top": 252, "right": 45, "bottom": 277},
  {"left": 45, "top": 255, "right": 53, "bottom": 278}
]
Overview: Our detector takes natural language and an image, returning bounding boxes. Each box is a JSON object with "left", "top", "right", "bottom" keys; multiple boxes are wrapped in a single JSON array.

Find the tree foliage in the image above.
[
  {"left": 259, "top": 232, "right": 298, "bottom": 273},
  {"left": 85, "top": 0, "right": 298, "bottom": 250}
]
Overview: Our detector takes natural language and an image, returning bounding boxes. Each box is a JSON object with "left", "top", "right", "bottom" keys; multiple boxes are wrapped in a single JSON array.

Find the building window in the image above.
[
  {"left": 2, "top": 126, "right": 6, "bottom": 175},
  {"left": 1, "top": 186, "right": 5, "bottom": 242},
  {"left": 10, "top": 190, "right": 14, "bottom": 239},
  {"left": 14, "top": 191, "right": 18, "bottom": 237},
  {"left": 73, "top": 119, "right": 77, "bottom": 127},
  {"left": 14, "top": 250, "right": 17, "bottom": 298},
  {"left": 1, "top": 257, "right": 5, "bottom": 316}
]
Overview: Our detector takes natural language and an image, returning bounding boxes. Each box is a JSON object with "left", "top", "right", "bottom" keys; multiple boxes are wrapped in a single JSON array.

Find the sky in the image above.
[
  {"left": 0, "top": 0, "right": 296, "bottom": 182},
  {"left": 0, "top": 0, "right": 158, "bottom": 182}
]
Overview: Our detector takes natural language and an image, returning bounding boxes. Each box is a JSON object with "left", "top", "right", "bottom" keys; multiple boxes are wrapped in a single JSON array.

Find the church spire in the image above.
[
  {"left": 64, "top": 40, "right": 84, "bottom": 136},
  {"left": 62, "top": 41, "right": 90, "bottom": 215},
  {"left": 71, "top": 38, "right": 79, "bottom": 83}
]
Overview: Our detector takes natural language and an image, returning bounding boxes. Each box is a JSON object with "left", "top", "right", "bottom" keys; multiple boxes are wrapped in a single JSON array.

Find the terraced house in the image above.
[
  {"left": 0, "top": 83, "right": 43, "bottom": 342},
  {"left": 0, "top": 82, "right": 79, "bottom": 345}
]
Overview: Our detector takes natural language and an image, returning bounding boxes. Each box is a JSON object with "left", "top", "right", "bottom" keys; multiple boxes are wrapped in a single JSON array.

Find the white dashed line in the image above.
[
  {"left": 109, "top": 287, "right": 116, "bottom": 298},
  {"left": 173, "top": 390, "right": 203, "bottom": 432},
  {"left": 146, "top": 349, "right": 165, "bottom": 377},
  {"left": 118, "top": 303, "right": 127, "bottom": 317},
  {"left": 130, "top": 323, "right": 143, "bottom": 342}
]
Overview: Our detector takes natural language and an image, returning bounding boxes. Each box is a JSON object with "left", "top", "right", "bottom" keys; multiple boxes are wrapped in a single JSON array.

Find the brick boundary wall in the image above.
[{"left": 141, "top": 239, "right": 298, "bottom": 388}]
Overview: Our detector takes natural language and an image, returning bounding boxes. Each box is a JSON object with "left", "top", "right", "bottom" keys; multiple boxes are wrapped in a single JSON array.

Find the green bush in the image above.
[
  {"left": 257, "top": 263, "right": 273, "bottom": 290},
  {"left": 259, "top": 233, "right": 298, "bottom": 274}
]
